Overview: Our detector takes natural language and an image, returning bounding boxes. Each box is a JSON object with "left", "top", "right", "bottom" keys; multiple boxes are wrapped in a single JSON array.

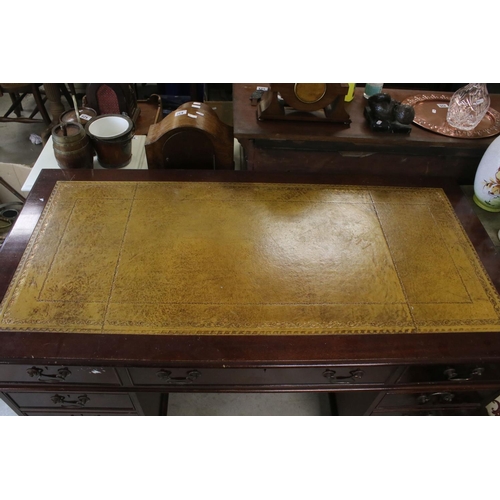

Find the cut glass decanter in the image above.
[{"left": 446, "top": 83, "right": 490, "bottom": 131}]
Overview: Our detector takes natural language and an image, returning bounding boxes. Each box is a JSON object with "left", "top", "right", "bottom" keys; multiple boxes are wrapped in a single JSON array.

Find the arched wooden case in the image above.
[{"left": 145, "top": 102, "right": 234, "bottom": 170}]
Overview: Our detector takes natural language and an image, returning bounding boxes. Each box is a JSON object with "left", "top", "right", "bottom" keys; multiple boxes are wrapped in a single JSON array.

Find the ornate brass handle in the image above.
[
  {"left": 444, "top": 367, "right": 484, "bottom": 382},
  {"left": 323, "top": 369, "right": 364, "bottom": 384},
  {"left": 27, "top": 366, "right": 72, "bottom": 381},
  {"left": 51, "top": 394, "right": 90, "bottom": 407},
  {"left": 156, "top": 369, "right": 201, "bottom": 384},
  {"left": 417, "top": 392, "right": 455, "bottom": 405}
]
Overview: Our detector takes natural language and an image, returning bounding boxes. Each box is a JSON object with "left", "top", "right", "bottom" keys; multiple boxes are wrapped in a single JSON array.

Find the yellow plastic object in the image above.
[{"left": 344, "top": 83, "right": 356, "bottom": 102}]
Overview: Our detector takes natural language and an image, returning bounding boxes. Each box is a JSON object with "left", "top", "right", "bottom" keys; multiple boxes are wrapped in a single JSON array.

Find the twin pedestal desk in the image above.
[{"left": 1, "top": 169, "right": 499, "bottom": 416}]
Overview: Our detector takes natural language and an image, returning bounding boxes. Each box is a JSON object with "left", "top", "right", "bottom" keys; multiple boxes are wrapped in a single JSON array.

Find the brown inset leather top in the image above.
[{"left": 1, "top": 180, "right": 499, "bottom": 335}]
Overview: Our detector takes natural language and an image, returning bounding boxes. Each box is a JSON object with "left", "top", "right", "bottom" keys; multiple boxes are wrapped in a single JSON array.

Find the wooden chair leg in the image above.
[
  {"left": 8, "top": 93, "right": 23, "bottom": 116},
  {"left": 59, "top": 84, "right": 74, "bottom": 108},
  {"left": 43, "top": 83, "right": 65, "bottom": 126},
  {"left": 32, "top": 84, "right": 52, "bottom": 125}
]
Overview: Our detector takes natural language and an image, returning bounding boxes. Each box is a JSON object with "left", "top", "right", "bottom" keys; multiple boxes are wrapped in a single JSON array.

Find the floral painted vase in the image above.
[{"left": 473, "top": 134, "right": 500, "bottom": 212}]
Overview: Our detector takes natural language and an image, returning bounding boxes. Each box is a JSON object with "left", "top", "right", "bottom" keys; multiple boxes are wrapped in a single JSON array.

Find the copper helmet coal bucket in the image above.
[{"left": 85, "top": 114, "right": 134, "bottom": 168}]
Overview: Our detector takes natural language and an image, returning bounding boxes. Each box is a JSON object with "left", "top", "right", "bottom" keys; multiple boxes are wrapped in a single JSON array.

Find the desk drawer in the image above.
[
  {"left": 128, "top": 365, "right": 396, "bottom": 388},
  {"left": 0, "top": 364, "right": 122, "bottom": 386},
  {"left": 396, "top": 364, "right": 500, "bottom": 385},
  {"left": 377, "top": 391, "right": 484, "bottom": 409},
  {"left": 6, "top": 392, "right": 135, "bottom": 411}
]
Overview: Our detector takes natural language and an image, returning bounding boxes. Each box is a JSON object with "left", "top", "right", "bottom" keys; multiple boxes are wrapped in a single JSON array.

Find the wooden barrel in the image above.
[
  {"left": 60, "top": 107, "right": 97, "bottom": 128},
  {"left": 52, "top": 122, "right": 94, "bottom": 169}
]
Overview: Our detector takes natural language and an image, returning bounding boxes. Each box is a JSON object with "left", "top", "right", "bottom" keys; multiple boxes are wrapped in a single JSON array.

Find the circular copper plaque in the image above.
[{"left": 294, "top": 83, "right": 327, "bottom": 104}]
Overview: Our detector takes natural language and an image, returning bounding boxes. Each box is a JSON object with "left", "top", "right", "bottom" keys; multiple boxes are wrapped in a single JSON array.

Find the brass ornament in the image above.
[{"left": 294, "top": 83, "right": 327, "bottom": 104}]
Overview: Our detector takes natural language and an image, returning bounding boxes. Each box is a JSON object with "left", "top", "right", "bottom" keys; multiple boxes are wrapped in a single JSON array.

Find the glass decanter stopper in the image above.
[{"left": 446, "top": 83, "right": 490, "bottom": 131}]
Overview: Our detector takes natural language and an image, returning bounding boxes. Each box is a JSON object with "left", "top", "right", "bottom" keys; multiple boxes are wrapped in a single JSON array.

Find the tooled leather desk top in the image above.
[{"left": 1, "top": 179, "right": 499, "bottom": 336}]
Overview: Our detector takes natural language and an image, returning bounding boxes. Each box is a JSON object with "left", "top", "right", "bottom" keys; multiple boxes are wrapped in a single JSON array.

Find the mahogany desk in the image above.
[
  {"left": 0, "top": 169, "right": 500, "bottom": 416},
  {"left": 234, "top": 84, "right": 500, "bottom": 184}
]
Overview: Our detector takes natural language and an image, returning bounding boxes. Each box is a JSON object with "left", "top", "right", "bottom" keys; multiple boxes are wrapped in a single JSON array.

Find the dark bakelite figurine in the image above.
[{"left": 364, "top": 92, "right": 415, "bottom": 134}]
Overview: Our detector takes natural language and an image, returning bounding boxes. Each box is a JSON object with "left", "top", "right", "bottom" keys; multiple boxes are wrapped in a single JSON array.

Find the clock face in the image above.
[{"left": 294, "top": 83, "right": 327, "bottom": 104}]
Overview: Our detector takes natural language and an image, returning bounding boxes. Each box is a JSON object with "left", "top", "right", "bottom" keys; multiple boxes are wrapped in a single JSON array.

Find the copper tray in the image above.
[{"left": 402, "top": 94, "right": 500, "bottom": 139}]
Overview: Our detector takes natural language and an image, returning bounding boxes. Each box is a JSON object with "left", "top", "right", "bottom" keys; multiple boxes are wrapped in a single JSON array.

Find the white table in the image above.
[{"left": 22, "top": 135, "right": 148, "bottom": 194}]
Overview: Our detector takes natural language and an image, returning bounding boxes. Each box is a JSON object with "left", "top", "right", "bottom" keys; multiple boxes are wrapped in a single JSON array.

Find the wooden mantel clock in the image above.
[{"left": 257, "top": 83, "right": 351, "bottom": 124}]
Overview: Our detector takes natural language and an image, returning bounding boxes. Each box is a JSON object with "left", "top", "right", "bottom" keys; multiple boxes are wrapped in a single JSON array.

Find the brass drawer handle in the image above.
[
  {"left": 27, "top": 366, "right": 72, "bottom": 381},
  {"left": 417, "top": 392, "right": 455, "bottom": 405},
  {"left": 444, "top": 367, "right": 484, "bottom": 382},
  {"left": 323, "top": 369, "right": 364, "bottom": 384},
  {"left": 156, "top": 369, "right": 201, "bottom": 384},
  {"left": 51, "top": 394, "right": 90, "bottom": 407}
]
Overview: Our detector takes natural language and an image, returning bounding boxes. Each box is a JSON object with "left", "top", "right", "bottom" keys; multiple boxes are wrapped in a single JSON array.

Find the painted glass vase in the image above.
[
  {"left": 473, "top": 134, "right": 500, "bottom": 212},
  {"left": 447, "top": 83, "right": 490, "bottom": 131}
]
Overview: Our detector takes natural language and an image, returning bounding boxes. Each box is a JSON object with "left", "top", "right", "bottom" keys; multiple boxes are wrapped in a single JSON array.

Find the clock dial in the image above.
[{"left": 294, "top": 83, "right": 327, "bottom": 104}]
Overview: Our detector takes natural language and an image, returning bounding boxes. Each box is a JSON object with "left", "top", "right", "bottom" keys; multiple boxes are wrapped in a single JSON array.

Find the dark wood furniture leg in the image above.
[
  {"left": 42, "top": 83, "right": 66, "bottom": 142},
  {"left": 159, "top": 394, "right": 169, "bottom": 416},
  {"left": 59, "top": 84, "right": 74, "bottom": 108},
  {"left": 32, "top": 84, "right": 52, "bottom": 125},
  {"left": 8, "top": 93, "right": 23, "bottom": 116}
]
